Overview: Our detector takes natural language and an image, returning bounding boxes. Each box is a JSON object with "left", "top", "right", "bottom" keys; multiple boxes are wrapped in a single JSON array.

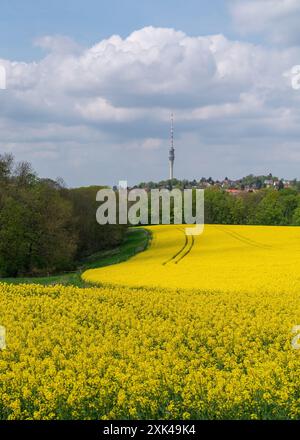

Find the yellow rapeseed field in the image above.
[
  {"left": 1, "top": 225, "right": 300, "bottom": 419},
  {"left": 83, "top": 224, "right": 300, "bottom": 293}
]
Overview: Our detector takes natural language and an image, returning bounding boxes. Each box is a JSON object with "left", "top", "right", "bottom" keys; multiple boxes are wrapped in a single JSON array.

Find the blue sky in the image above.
[
  {"left": 1, "top": 1, "right": 300, "bottom": 186},
  {"left": 0, "top": 0, "right": 232, "bottom": 60}
]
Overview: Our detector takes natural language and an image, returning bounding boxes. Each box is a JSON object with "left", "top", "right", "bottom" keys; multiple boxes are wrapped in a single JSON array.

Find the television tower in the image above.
[{"left": 169, "top": 113, "right": 175, "bottom": 180}]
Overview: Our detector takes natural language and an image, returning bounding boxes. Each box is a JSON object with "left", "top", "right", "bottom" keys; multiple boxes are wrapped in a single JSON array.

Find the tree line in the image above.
[
  {"left": 0, "top": 154, "right": 126, "bottom": 277},
  {"left": 139, "top": 186, "right": 300, "bottom": 226},
  {"left": 204, "top": 187, "right": 300, "bottom": 226}
]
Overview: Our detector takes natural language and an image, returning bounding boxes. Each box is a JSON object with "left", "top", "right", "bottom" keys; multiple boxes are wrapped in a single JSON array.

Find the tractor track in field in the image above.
[
  {"left": 163, "top": 224, "right": 270, "bottom": 268},
  {"left": 175, "top": 234, "right": 195, "bottom": 264},
  {"left": 163, "top": 227, "right": 195, "bottom": 265},
  {"left": 213, "top": 225, "right": 272, "bottom": 250},
  {"left": 162, "top": 227, "right": 188, "bottom": 265}
]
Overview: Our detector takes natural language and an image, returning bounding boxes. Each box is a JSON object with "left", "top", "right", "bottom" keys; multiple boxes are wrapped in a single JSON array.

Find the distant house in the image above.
[
  {"left": 226, "top": 189, "right": 243, "bottom": 196},
  {"left": 264, "top": 179, "right": 274, "bottom": 188},
  {"left": 226, "top": 188, "right": 257, "bottom": 196},
  {"left": 283, "top": 180, "right": 292, "bottom": 188}
]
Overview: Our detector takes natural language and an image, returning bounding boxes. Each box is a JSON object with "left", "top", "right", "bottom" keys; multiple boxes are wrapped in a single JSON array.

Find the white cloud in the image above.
[
  {"left": 141, "top": 138, "right": 163, "bottom": 150},
  {"left": 35, "top": 35, "right": 83, "bottom": 55},
  {"left": 230, "top": 0, "right": 300, "bottom": 45},
  {"left": 1, "top": 26, "right": 300, "bottom": 184}
]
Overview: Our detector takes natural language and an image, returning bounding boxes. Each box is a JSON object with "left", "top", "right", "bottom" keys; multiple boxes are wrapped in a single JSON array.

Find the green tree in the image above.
[
  {"left": 204, "top": 188, "right": 234, "bottom": 224},
  {"left": 0, "top": 182, "right": 77, "bottom": 277},
  {"left": 65, "top": 186, "right": 126, "bottom": 259},
  {"left": 254, "top": 191, "right": 285, "bottom": 225}
]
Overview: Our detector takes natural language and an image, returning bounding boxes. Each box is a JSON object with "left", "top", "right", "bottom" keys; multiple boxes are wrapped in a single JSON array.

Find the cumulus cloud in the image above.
[
  {"left": 1, "top": 26, "right": 300, "bottom": 184},
  {"left": 35, "top": 35, "right": 83, "bottom": 55},
  {"left": 230, "top": 0, "right": 300, "bottom": 46}
]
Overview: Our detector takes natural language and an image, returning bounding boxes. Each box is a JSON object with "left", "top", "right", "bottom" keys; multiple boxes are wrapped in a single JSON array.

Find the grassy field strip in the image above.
[{"left": 1, "top": 228, "right": 149, "bottom": 287}]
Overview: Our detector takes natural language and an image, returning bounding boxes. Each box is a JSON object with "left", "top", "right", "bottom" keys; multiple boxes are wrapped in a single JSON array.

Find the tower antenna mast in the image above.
[{"left": 169, "top": 113, "right": 175, "bottom": 180}]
